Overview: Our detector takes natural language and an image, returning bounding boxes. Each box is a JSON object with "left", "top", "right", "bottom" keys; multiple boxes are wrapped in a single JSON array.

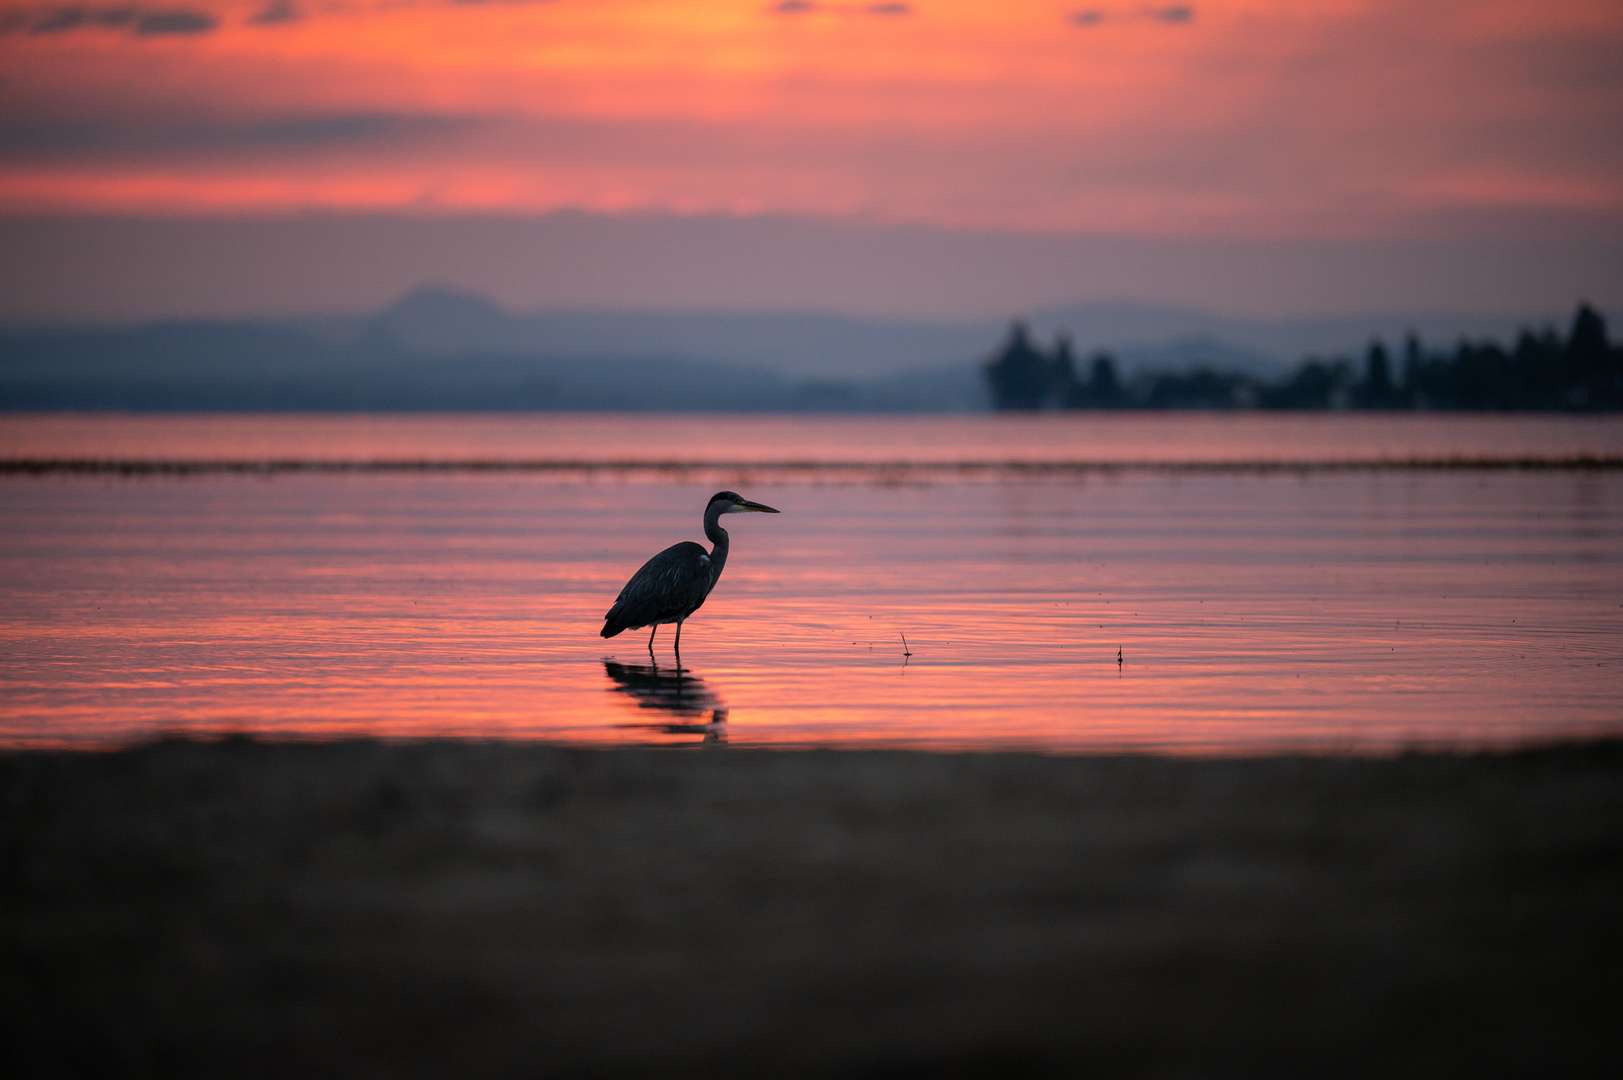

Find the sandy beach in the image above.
[{"left": 3, "top": 738, "right": 1619, "bottom": 1077}]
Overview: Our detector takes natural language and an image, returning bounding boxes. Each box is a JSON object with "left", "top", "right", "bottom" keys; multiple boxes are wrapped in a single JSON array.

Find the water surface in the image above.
[
  {"left": 3, "top": 415, "right": 1619, "bottom": 751},
  {"left": 7, "top": 412, "right": 1622, "bottom": 468}
]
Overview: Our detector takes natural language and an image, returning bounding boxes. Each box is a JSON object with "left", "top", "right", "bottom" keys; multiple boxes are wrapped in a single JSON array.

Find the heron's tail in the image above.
[{"left": 600, "top": 603, "right": 631, "bottom": 638}]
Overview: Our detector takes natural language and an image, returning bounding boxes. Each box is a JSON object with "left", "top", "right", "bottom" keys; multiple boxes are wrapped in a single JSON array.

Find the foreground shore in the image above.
[{"left": 4, "top": 739, "right": 1620, "bottom": 1077}]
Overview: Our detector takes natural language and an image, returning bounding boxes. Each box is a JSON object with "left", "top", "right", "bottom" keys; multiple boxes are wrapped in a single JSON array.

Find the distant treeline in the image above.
[{"left": 985, "top": 303, "right": 1623, "bottom": 411}]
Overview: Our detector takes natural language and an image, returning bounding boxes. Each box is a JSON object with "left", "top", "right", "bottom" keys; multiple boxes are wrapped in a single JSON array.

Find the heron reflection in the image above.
[{"left": 603, "top": 660, "right": 728, "bottom": 745}]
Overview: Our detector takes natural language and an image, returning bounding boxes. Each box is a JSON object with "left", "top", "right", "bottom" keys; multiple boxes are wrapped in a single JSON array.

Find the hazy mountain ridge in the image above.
[
  {"left": 325, "top": 287, "right": 1568, "bottom": 378},
  {"left": 0, "top": 286, "right": 1578, "bottom": 411}
]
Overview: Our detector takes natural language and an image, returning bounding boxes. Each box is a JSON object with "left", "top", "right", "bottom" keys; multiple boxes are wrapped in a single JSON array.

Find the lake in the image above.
[{"left": 3, "top": 413, "right": 1620, "bottom": 752}]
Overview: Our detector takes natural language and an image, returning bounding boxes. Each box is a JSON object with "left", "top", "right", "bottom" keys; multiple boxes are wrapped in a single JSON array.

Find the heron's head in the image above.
[{"left": 709, "top": 491, "right": 780, "bottom": 515}]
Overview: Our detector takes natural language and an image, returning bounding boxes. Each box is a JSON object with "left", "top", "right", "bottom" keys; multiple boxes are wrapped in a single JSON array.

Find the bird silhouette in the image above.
[{"left": 601, "top": 491, "right": 779, "bottom": 658}]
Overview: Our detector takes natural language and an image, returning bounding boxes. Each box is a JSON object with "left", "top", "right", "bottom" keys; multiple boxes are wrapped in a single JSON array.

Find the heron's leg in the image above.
[
  {"left": 647, "top": 625, "right": 657, "bottom": 656},
  {"left": 674, "top": 619, "right": 683, "bottom": 664}
]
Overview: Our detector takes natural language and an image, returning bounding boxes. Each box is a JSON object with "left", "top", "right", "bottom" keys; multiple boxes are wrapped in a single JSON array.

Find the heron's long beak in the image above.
[{"left": 738, "top": 499, "right": 780, "bottom": 513}]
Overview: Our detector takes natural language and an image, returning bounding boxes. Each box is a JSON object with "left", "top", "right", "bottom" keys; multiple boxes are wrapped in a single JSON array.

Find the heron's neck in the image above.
[{"left": 703, "top": 506, "right": 730, "bottom": 578}]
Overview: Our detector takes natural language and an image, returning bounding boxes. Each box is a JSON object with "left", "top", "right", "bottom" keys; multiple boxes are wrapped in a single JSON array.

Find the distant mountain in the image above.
[
  {"left": 328, "top": 287, "right": 1567, "bottom": 379},
  {"left": 0, "top": 286, "right": 1578, "bottom": 412},
  {"left": 296, "top": 286, "right": 997, "bottom": 380},
  {"left": 0, "top": 304, "right": 987, "bottom": 412}
]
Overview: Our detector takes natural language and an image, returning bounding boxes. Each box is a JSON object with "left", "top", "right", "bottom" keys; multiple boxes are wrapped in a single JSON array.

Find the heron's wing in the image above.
[{"left": 602, "top": 541, "right": 715, "bottom": 634}]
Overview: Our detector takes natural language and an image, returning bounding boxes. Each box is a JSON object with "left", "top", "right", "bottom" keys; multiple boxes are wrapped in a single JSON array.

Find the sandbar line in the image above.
[{"left": 3, "top": 456, "right": 1623, "bottom": 477}]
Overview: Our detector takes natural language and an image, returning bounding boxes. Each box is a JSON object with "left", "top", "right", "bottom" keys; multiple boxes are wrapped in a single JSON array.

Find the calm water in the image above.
[
  {"left": 3, "top": 414, "right": 1621, "bottom": 752},
  {"left": 6, "top": 412, "right": 1622, "bottom": 467}
]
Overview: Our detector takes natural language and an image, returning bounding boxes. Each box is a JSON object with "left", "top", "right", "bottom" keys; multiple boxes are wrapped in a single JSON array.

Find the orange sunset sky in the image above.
[{"left": 1, "top": 0, "right": 1620, "bottom": 319}]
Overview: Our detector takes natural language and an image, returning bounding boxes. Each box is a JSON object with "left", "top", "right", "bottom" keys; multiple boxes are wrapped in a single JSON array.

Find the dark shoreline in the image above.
[{"left": 5, "top": 738, "right": 1620, "bottom": 1077}]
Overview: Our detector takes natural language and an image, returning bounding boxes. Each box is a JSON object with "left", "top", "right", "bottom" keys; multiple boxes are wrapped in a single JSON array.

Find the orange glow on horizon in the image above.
[{"left": 1, "top": 1, "right": 1620, "bottom": 235}]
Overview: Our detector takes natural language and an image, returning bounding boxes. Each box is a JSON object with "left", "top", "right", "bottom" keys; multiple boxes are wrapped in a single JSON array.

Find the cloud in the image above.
[
  {"left": 133, "top": 8, "right": 214, "bottom": 33},
  {"left": 4, "top": 4, "right": 217, "bottom": 35},
  {"left": 27, "top": 5, "right": 132, "bottom": 33},
  {"left": 1142, "top": 5, "right": 1192, "bottom": 23},
  {"left": 27, "top": 6, "right": 85, "bottom": 32},
  {"left": 0, "top": 112, "right": 475, "bottom": 159},
  {"left": 246, "top": 0, "right": 298, "bottom": 25},
  {"left": 1067, "top": 6, "right": 1193, "bottom": 28},
  {"left": 771, "top": 2, "right": 912, "bottom": 15},
  {"left": 237, "top": 114, "right": 473, "bottom": 147}
]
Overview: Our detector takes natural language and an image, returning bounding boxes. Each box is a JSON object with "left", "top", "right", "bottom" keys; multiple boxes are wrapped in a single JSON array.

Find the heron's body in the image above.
[{"left": 601, "top": 491, "right": 779, "bottom": 654}]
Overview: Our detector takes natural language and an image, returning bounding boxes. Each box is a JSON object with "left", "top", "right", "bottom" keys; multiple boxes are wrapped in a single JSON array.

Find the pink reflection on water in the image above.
[
  {"left": 5, "top": 412, "right": 1623, "bottom": 464},
  {"left": 2, "top": 455, "right": 1619, "bottom": 753}
]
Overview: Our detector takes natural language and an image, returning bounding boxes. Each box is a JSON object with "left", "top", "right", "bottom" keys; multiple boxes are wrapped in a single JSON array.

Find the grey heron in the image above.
[{"left": 600, "top": 491, "right": 780, "bottom": 656}]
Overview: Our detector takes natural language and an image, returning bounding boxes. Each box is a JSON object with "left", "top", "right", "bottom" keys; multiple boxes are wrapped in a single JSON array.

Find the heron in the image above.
[{"left": 600, "top": 491, "right": 780, "bottom": 657}]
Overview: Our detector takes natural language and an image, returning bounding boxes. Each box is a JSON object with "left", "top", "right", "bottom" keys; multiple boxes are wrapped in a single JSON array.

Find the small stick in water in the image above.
[
  {"left": 900, "top": 632, "right": 913, "bottom": 657},
  {"left": 1117, "top": 645, "right": 1123, "bottom": 666}
]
